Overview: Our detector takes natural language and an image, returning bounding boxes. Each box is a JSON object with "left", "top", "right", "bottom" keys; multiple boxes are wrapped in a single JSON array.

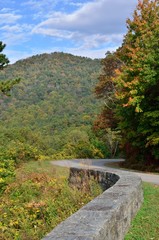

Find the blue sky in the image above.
[{"left": 0, "top": 0, "right": 137, "bottom": 63}]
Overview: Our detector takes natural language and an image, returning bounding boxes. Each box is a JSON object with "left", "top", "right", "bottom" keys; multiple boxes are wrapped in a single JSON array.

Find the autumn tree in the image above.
[
  {"left": 95, "top": 0, "right": 159, "bottom": 167},
  {"left": 93, "top": 52, "right": 122, "bottom": 157},
  {"left": 114, "top": 0, "right": 159, "bottom": 167},
  {"left": 94, "top": 52, "right": 122, "bottom": 129}
]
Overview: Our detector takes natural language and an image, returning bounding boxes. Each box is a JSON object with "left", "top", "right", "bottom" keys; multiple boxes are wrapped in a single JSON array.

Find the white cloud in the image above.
[
  {"left": 33, "top": 0, "right": 137, "bottom": 35},
  {"left": 1, "top": 32, "right": 29, "bottom": 46},
  {"left": 0, "top": 0, "right": 138, "bottom": 62},
  {"left": 1, "top": 25, "right": 23, "bottom": 33},
  {"left": 0, "top": 23, "right": 33, "bottom": 46},
  {"left": 21, "top": 0, "right": 86, "bottom": 21},
  {"left": 1, "top": 24, "right": 32, "bottom": 33},
  {"left": 21, "top": 0, "right": 62, "bottom": 16},
  {"left": 0, "top": 13, "right": 21, "bottom": 25},
  {"left": 32, "top": 0, "right": 137, "bottom": 54},
  {"left": 0, "top": 8, "right": 13, "bottom": 13},
  {"left": 22, "top": 0, "right": 85, "bottom": 10},
  {"left": 22, "top": 0, "right": 57, "bottom": 9},
  {"left": 0, "top": 7, "right": 33, "bottom": 47}
]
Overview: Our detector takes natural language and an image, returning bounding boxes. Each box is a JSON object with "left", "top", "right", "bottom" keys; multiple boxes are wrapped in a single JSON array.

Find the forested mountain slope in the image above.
[{"left": 0, "top": 52, "right": 106, "bottom": 160}]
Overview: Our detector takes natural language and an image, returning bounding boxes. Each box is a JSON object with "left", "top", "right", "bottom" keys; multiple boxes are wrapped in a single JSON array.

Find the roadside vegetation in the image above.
[
  {"left": 0, "top": 160, "right": 102, "bottom": 240},
  {"left": 125, "top": 182, "right": 159, "bottom": 240}
]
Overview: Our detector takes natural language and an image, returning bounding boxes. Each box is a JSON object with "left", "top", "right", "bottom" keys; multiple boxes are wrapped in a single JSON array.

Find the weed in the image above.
[{"left": 0, "top": 161, "right": 102, "bottom": 240}]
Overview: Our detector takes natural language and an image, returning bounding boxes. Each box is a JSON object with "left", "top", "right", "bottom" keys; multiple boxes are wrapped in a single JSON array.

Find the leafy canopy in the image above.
[{"left": 95, "top": 0, "right": 159, "bottom": 168}]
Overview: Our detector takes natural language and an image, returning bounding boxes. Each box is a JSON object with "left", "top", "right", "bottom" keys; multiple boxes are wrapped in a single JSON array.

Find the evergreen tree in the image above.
[
  {"left": 0, "top": 41, "right": 9, "bottom": 69},
  {"left": 0, "top": 41, "right": 20, "bottom": 94}
]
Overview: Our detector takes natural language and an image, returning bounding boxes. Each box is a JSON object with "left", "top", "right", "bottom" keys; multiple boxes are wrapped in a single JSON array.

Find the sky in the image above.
[{"left": 0, "top": 0, "right": 138, "bottom": 63}]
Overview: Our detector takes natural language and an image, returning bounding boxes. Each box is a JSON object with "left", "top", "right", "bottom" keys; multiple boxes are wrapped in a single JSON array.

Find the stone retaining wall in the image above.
[{"left": 43, "top": 167, "right": 143, "bottom": 240}]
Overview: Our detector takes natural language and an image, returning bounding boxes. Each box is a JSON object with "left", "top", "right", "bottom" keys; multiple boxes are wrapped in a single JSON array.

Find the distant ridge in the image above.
[{"left": 0, "top": 52, "right": 104, "bottom": 158}]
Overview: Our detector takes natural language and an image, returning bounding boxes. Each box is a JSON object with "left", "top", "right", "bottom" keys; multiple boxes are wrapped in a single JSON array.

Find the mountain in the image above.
[{"left": 0, "top": 52, "right": 107, "bottom": 161}]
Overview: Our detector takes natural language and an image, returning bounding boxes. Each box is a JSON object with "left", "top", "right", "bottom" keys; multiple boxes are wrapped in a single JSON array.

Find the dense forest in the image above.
[{"left": 0, "top": 52, "right": 110, "bottom": 166}]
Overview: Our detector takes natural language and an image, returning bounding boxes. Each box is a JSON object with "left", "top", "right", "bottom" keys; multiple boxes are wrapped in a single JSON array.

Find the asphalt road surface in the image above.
[{"left": 52, "top": 159, "right": 159, "bottom": 185}]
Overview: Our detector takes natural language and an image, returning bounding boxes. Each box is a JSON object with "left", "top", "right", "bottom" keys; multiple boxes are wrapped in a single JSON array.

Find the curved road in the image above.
[{"left": 52, "top": 159, "right": 159, "bottom": 185}]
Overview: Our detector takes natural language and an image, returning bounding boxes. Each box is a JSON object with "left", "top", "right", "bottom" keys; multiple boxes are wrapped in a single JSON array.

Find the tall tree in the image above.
[
  {"left": 114, "top": 0, "right": 159, "bottom": 166},
  {"left": 94, "top": 52, "right": 122, "bottom": 157},
  {"left": 94, "top": 51, "right": 122, "bottom": 129},
  {"left": 0, "top": 41, "right": 20, "bottom": 94},
  {"left": 95, "top": 0, "right": 159, "bottom": 167}
]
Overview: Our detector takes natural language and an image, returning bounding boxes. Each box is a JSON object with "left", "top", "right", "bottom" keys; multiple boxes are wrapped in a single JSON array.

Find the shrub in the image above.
[{"left": 0, "top": 157, "right": 15, "bottom": 193}]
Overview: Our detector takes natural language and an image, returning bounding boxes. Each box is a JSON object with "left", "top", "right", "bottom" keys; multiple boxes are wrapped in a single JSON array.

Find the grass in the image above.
[
  {"left": 125, "top": 182, "right": 159, "bottom": 240},
  {"left": 0, "top": 160, "right": 102, "bottom": 240}
]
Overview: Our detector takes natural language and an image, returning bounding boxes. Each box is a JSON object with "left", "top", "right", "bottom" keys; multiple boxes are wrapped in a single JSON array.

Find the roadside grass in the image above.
[
  {"left": 125, "top": 182, "right": 159, "bottom": 240},
  {"left": 0, "top": 160, "right": 102, "bottom": 240}
]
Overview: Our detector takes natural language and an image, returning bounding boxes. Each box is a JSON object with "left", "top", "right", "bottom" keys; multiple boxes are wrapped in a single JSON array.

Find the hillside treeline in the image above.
[{"left": 0, "top": 52, "right": 110, "bottom": 171}]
